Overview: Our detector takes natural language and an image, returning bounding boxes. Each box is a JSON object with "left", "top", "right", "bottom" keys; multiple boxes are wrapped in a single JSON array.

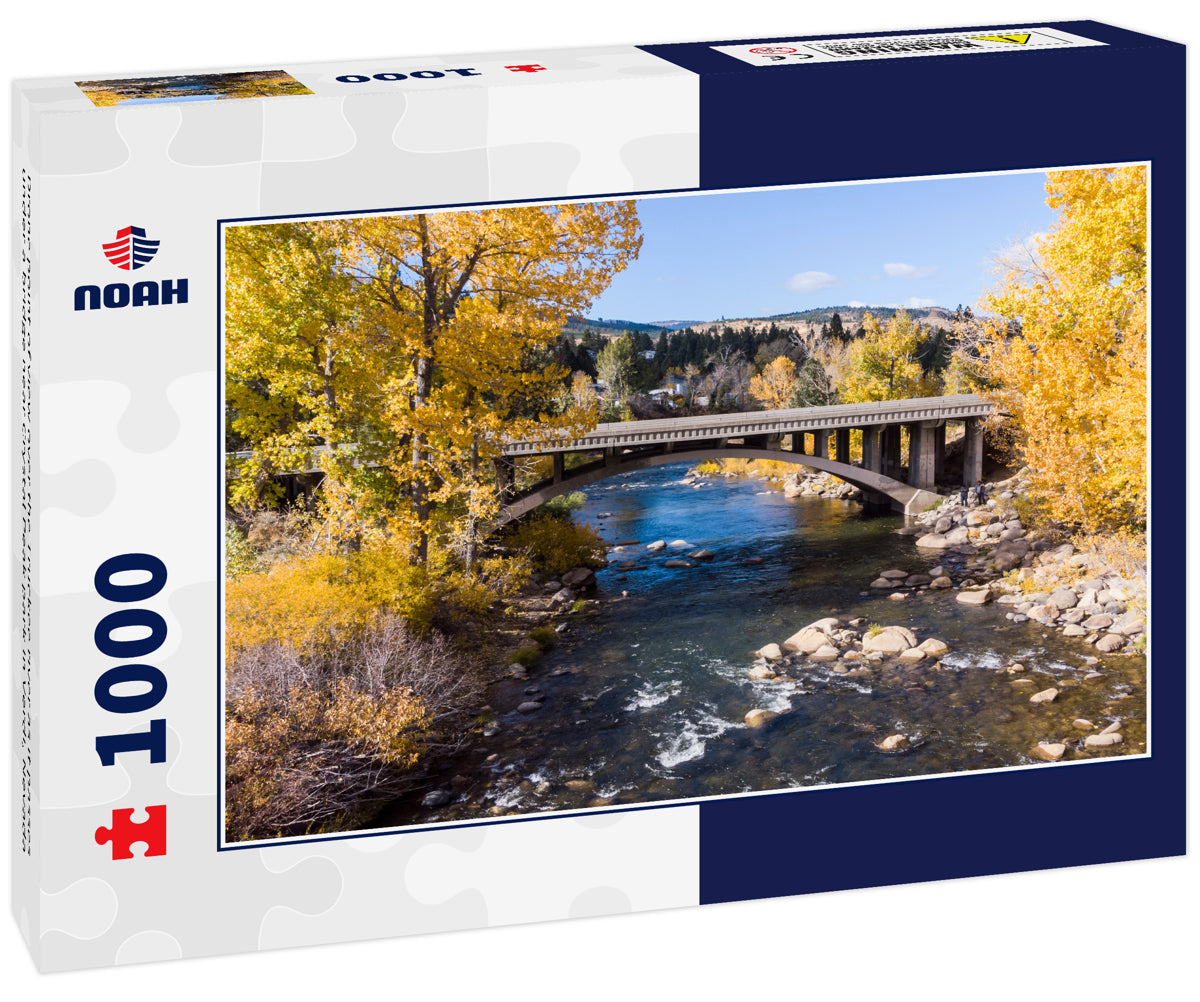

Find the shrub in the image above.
[
  {"left": 529, "top": 626, "right": 557, "bottom": 648},
  {"left": 224, "top": 522, "right": 261, "bottom": 580},
  {"left": 225, "top": 614, "right": 481, "bottom": 841},
  {"left": 503, "top": 514, "right": 606, "bottom": 576},
  {"left": 864, "top": 623, "right": 883, "bottom": 638},
  {"left": 544, "top": 491, "right": 587, "bottom": 515},
  {"left": 509, "top": 645, "right": 542, "bottom": 667}
]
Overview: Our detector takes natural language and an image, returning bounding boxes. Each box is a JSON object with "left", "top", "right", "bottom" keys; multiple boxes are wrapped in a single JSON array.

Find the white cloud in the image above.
[
  {"left": 883, "top": 262, "right": 938, "bottom": 279},
  {"left": 786, "top": 271, "right": 838, "bottom": 293},
  {"left": 906, "top": 297, "right": 939, "bottom": 308}
]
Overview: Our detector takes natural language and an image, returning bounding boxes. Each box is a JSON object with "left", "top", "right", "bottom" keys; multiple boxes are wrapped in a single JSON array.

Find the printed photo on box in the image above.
[
  {"left": 76, "top": 69, "right": 314, "bottom": 107},
  {"left": 221, "top": 165, "right": 1148, "bottom": 845}
]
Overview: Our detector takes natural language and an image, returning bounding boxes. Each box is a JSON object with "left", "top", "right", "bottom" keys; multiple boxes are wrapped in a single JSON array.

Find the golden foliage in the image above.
[
  {"left": 503, "top": 514, "right": 607, "bottom": 576},
  {"left": 837, "top": 310, "right": 940, "bottom": 403},
  {"left": 977, "top": 166, "right": 1146, "bottom": 531},
  {"left": 749, "top": 356, "right": 798, "bottom": 409}
]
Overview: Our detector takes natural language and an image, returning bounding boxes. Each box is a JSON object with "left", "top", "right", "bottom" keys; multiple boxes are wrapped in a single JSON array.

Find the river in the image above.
[{"left": 380, "top": 463, "right": 1146, "bottom": 827}]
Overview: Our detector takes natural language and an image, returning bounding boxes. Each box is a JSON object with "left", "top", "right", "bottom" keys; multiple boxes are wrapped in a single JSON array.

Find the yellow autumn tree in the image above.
[
  {"left": 225, "top": 220, "right": 391, "bottom": 505},
  {"left": 838, "top": 310, "right": 939, "bottom": 403},
  {"left": 749, "top": 356, "right": 798, "bottom": 409},
  {"left": 976, "top": 166, "right": 1146, "bottom": 532},
  {"left": 343, "top": 203, "right": 642, "bottom": 564}
]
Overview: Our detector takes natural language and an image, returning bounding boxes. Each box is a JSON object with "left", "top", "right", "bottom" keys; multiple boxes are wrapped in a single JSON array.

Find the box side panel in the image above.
[{"left": 11, "top": 84, "right": 41, "bottom": 969}]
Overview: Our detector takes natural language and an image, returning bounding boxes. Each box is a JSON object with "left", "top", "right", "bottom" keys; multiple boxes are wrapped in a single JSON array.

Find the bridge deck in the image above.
[{"left": 501, "top": 394, "right": 992, "bottom": 455}]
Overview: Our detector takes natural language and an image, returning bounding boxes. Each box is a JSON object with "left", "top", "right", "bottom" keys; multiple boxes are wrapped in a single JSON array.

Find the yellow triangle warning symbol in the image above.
[{"left": 971, "top": 33, "right": 1032, "bottom": 45}]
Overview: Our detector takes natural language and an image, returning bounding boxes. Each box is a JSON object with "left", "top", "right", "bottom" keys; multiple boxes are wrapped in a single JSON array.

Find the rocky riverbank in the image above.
[{"left": 865, "top": 470, "right": 1146, "bottom": 656}]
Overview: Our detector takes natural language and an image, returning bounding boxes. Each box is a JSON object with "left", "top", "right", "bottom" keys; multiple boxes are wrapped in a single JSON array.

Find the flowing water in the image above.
[{"left": 380, "top": 464, "right": 1146, "bottom": 827}]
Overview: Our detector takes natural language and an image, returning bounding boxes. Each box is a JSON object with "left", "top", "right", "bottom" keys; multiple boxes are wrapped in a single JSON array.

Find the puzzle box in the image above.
[{"left": 12, "top": 19, "right": 1184, "bottom": 971}]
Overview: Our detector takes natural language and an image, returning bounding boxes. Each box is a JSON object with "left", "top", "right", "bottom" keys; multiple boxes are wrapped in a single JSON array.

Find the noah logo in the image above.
[
  {"left": 74, "top": 225, "right": 187, "bottom": 311},
  {"left": 102, "top": 225, "right": 160, "bottom": 270}
]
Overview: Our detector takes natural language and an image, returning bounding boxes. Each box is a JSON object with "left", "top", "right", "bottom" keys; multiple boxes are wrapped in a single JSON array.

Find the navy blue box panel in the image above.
[
  {"left": 697, "top": 757, "right": 1186, "bottom": 904},
  {"left": 642, "top": 21, "right": 1185, "bottom": 190},
  {"left": 642, "top": 20, "right": 1187, "bottom": 906}
]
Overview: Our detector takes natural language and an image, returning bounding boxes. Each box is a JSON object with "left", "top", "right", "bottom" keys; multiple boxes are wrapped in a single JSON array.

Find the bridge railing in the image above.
[{"left": 502, "top": 394, "right": 993, "bottom": 455}]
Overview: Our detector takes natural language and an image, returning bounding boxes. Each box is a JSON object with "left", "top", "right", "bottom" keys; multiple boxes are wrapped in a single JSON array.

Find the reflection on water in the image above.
[{"left": 379, "top": 464, "right": 1146, "bottom": 827}]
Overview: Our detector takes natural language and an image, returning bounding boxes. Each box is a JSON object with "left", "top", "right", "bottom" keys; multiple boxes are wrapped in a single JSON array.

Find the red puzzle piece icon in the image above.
[{"left": 95, "top": 805, "right": 167, "bottom": 860}]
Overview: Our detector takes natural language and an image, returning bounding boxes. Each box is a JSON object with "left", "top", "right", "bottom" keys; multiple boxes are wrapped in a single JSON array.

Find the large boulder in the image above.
[
  {"left": 1048, "top": 589, "right": 1079, "bottom": 609},
  {"left": 645, "top": 540, "right": 666, "bottom": 552},
  {"left": 1111, "top": 610, "right": 1146, "bottom": 636},
  {"left": 992, "top": 549, "right": 1025, "bottom": 573},
  {"left": 561, "top": 567, "right": 596, "bottom": 589},
  {"left": 1095, "top": 634, "right": 1126, "bottom": 652},
  {"left": 918, "top": 637, "right": 950, "bottom": 656},
  {"left": 861, "top": 625, "right": 919, "bottom": 653},
  {"left": 744, "top": 709, "right": 780, "bottom": 729},
  {"left": 916, "top": 533, "right": 955, "bottom": 549},
  {"left": 957, "top": 588, "right": 992, "bottom": 606},
  {"left": 783, "top": 626, "right": 831, "bottom": 653},
  {"left": 756, "top": 643, "right": 783, "bottom": 660}
]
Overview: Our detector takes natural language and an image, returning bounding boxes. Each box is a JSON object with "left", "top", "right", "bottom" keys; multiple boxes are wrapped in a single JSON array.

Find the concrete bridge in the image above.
[{"left": 498, "top": 394, "right": 993, "bottom": 518}]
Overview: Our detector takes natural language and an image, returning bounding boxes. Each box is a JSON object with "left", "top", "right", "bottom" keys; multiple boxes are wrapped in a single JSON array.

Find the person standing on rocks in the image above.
[
  {"left": 960, "top": 483, "right": 969, "bottom": 506},
  {"left": 974, "top": 480, "right": 987, "bottom": 506}
]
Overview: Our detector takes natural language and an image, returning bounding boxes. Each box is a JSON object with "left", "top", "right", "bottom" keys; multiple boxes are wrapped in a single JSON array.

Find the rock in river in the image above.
[
  {"left": 878, "top": 734, "right": 910, "bottom": 752},
  {"left": 757, "top": 643, "right": 783, "bottom": 660},
  {"left": 784, "top": 626, "right": 833, "bottom": 653},
  {"left": 1032, "top": 742, "right": 1066, "bottom": 761},
  {"left": 744, "top": 709, "right": 780, "bottom": 728},
  {"left": 861, "top": 625, "right": 918, "bottom": 653},
  {"left": 916, "top": 533, "right": 955, "bottom": 549},
  {"left": 956, "top": 588, "right": 992, "bottom": 606},
  {"left": 561, "top": 567, "right": 596, "bottom": 588},
  {"left": 1084, "top": 732, "right": 1124, "bottom": 749},
  {"left": 1029, "top": 688, "right": 1059, "bottom": 704}
]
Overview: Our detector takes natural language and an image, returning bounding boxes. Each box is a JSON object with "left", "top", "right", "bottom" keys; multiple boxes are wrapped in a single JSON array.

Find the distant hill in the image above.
[
  {"left": 562, "top": 306, "right": 953, "bottom": 341},
  {"left": 563, "top": 316, "right": 674, "bottom": 337}
]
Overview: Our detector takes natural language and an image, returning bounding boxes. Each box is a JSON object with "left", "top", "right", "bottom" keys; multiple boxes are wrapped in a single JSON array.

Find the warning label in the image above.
[{"left": 713, "top": 27, "right": 1104, "bottom": 67}]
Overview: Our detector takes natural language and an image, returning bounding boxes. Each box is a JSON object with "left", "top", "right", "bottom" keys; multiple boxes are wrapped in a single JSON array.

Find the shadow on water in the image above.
[{"left": 378, "top": 463, "right": 1147, "bottom": 827}]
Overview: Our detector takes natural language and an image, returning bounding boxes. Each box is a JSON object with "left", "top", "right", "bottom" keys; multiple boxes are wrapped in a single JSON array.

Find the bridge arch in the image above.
[
  {"left": 499, "top": 446, "right": 941, "bottom": 522},
  {"left": 499, "top": 395, "right": 993, "bottom": 522}
]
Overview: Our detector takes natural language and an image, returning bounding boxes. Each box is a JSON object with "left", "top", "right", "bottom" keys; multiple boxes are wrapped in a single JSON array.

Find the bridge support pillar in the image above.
[
  {"left": 813, "top": 430, "right": 827, "bottom": 460},
  {"left": 604, "top": 447, "right": 619, "bottom": 468},
  {"left": 907, "top": 421, "right": 937, "bottom": 490},
  {"left": 789, "top": 432, "right": 805, "bottom": 455},
  {"left": 882, "top": 425, "right": 903, "bottom": 479},
  {"left": 861, "top": 426, "right": 883, "bottom": 474},
  {"left": 552, "top": 453, "right": 564, "bottom": 484},
  {"left": 934, "top": 423, "right": 946, "bottom": 484},
  {"left": 835, "top": 428, "right": 851, "bottom": 464},
  {"left": 963, "top": 417, "right": 984, "bottom": 486}
]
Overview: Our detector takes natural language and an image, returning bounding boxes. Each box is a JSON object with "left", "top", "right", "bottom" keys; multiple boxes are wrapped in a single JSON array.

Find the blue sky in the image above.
[{"left": 588, "top": 170, "right": 1059, "bottom": 323}]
